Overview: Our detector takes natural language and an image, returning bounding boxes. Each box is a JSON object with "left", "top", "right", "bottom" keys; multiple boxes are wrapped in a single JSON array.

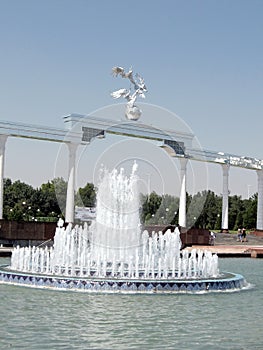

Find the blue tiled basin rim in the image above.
[{"left": 0, "top": 265, "right": 247, "bottom": 294}]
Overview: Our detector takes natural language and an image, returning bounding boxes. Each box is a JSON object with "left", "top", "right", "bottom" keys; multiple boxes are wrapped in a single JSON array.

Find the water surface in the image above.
[{"left": 0, "top": 257, "right": 262, "bottom": 349}]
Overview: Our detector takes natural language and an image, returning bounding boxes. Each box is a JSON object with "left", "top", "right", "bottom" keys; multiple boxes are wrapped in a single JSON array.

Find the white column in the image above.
[
  {"left": 0, "top": 135, "right": 8, "bottom": 220},
  {"left": 65, "top": 143, "right": 78, "bottom": 223},
  {"left": 256, "top": 170, "right": 263, "bottom": 230},
  {"left": 221, "top": 164, "right": 230, "bottom": 232},
  {"left": 179, "top": 158, "right": 188, "bottom": 228}
]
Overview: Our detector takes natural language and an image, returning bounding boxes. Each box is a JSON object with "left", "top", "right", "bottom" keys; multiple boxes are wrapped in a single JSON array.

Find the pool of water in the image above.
[{"left": 0, "top": 257, "right": 262, "bottom": 349}]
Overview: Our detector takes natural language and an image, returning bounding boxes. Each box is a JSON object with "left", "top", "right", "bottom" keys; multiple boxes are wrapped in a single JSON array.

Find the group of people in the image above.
[{"left": 237, "top": 227, "right": 247, "bottom": 242}]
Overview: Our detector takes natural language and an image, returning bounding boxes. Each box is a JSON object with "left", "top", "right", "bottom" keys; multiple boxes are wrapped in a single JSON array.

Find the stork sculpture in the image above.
[{"left": 111, "top": 66, "right": 147, "bottom": 120}]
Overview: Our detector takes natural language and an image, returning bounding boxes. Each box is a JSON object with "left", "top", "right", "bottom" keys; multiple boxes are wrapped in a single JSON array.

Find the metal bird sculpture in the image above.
[{"left": 111, "top": 66, "right": 147, "bottom": 120}]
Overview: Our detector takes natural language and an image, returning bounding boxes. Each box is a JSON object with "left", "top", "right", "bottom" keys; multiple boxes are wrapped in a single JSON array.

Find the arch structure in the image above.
[{"left": 0, "top": 115, "right": 263, "bottom": 232}]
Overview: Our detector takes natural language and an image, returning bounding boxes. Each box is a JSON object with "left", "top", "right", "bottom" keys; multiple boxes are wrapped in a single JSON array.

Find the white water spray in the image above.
[{"left": 10, "top": 163, "right": 219, "bottom": 279}]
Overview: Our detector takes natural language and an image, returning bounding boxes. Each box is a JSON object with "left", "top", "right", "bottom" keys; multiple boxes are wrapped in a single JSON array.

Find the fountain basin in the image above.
[{"left": 0, "top": 265, "right": 247, "bottom": 293}]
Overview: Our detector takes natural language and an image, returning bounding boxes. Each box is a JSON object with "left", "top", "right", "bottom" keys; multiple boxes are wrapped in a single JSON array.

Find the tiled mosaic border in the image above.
[{"left": 0, "top": 265, "right": 246, "bottom": 294}]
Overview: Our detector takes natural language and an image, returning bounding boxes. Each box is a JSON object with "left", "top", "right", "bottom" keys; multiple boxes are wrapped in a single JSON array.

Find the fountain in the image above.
[{"left": 0, "top": 162, "right": 247, "bottom": 293}]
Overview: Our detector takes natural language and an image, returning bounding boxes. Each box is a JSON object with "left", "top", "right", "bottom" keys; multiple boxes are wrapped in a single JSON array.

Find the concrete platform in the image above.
[
  {"left": 246, "top": 247, "right": 263, "bottom": 258},
  {"left": 186, "top": 245, "right": 263, "bottom": 258},
  {"left": 0, "top": 247, "right": 13, "bottom": 257}
]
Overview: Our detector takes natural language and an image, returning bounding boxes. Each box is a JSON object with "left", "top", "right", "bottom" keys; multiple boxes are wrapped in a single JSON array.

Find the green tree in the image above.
[
  {"left": 3, "top": 178, "right": 36, "bottom": 221},
  {"left": 76, "top": 183, "right": 96, "bottom": 207},
  {"left": 35, "top": 177, "right": 68, "bottom": 220},
  {"left": 141, "top": 191, "right": 162, "bottom": 223},
  {"left": 3, "top": 177, "right": 66, "bottom": 222},
  {"left": 200, "top": 191, "right": 221, "bottom": 229},
  {"left": 37, "top": 180, "right": 63, "bottom": 218},
  {"left": 155, "top": 194, "right": 179, "bottom": 225},
  {"left": 141, "top": 192, "right": 179, "bottom": 225},
  {"left": 187, "top": 191, "right": 206, "bottom": 228},
  {"left": 229, "top": 195, "right": 243, "bottom": 230},
  {"left": 51, "top": 177, "right": 67, "bottom": 215},
  {"left": 242, "top": 194, "right": 257, "bottom": 229}
]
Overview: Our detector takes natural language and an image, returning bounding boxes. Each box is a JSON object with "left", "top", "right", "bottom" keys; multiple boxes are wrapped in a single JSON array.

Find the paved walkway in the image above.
[
  {"left": 186, "top": 232, "right": 263, "bottom": 257},
  {"left": 213, "top": 232, "right": 263, "bottom": 246}
]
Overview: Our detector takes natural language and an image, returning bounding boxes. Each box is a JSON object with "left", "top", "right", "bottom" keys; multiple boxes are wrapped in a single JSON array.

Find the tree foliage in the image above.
[
  {"left": 3, "top": 177, "right": 259, "bottom": 229},
  {"left": 3, "top": 178, "right": 67, "bottom": 221},
  {"left": 76, "top": 183, "right": 96, "bottom": 208},
  {"left": 3, "top": 179, "right": 36, "bottom": 221},
  {"left": 141, "top": 190, "right": 258, "bottom": 230},
  {"left": 3, "top": 177, "right": 97, "bottom": 222},
  {"left": 187, "top": 191, "right": 222, "bottom": 230}
]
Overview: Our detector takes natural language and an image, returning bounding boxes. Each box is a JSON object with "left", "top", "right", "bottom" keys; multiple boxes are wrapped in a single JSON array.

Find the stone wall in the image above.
[
  {"left": 0, "top": 220, "right": 57, "bottom": 244},
  {"left": 144, "top": 225, "right": 211, "bottom": 246}
]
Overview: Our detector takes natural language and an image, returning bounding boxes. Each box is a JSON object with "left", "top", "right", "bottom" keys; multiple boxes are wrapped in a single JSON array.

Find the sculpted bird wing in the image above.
[
  {"left": 125, "top": 69, "right": 136, "bottom": 85},
  {"left": 135, "top": 73, "right": 147, "bottom": 92},
  {"left": 112, "top": 66, "right": 125, "bottom": 77},
  {"left": 110, "top": 88, "right": 130, "bottom": 99}
]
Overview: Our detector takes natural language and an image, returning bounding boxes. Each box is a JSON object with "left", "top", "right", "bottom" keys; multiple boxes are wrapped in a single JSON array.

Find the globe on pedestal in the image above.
[{"left": 125, "top": 105, "right": 142, "bottom": 121}]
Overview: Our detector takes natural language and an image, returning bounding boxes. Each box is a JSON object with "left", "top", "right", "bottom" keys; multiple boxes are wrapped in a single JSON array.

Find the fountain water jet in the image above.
[{"left": 0, "top": 163, "right": 247, "bottom": 293}]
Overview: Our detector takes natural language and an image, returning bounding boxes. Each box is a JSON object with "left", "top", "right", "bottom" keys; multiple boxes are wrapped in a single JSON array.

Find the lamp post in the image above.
[{"left": 174, "top": 211, "right": 178, "bottom": 225}]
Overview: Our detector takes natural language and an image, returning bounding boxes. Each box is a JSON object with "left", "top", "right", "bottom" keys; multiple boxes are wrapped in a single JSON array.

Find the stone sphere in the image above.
[{"left": 125, "top": 105, "right": 142, "bottom": 121}]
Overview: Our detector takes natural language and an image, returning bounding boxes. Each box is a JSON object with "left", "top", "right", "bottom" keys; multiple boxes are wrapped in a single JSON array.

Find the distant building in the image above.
[{"left": 75, "top": 206, "right": 96, "bottom": 222}]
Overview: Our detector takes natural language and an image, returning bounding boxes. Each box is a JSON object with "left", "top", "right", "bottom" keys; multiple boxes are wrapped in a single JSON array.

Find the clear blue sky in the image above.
[{"left": 0, "top": 0, "right": 262, "bottom": 198}]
